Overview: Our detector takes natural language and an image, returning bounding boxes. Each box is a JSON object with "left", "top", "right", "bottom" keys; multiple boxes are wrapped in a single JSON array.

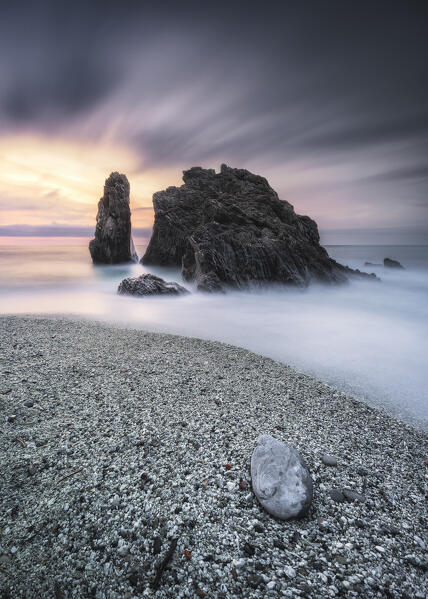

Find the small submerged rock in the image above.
[
  {"left": 251, "top": 435, "right": 313, "bottom": 520},
  {"left": 117, "top": 274, "right": 189, "bottom": 297},
  {"left": 384, "top": 257, "right": 404, "bottom": 269}
]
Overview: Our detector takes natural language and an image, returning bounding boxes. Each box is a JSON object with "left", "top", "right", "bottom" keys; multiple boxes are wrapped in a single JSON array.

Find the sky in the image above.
[{"left": 0, "top": 0, "right": 427, "bottom": 244}]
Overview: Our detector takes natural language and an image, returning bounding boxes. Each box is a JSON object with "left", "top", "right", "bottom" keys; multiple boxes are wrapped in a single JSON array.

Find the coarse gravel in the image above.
[{"left": 0, "top": 315, "right": 427, "bottom": 599}]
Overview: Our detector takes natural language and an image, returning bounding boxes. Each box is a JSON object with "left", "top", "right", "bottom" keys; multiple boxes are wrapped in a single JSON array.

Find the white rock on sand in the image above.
[{"left": 251, "top": 435, "right": 313, "bottom": 520}]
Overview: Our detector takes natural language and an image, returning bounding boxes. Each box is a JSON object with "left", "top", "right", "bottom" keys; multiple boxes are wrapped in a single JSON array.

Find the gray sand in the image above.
[{"left": 0, "top": 316, "right": 426, "bottom": 598}]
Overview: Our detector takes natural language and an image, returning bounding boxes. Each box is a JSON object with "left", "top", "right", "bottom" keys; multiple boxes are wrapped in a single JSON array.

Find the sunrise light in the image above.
[{"left": 0, "top": 134, "right": 178, "bottom": 229}]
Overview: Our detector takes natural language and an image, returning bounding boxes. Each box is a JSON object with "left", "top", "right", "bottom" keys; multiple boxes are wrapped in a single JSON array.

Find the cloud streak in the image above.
[{"left": 0, "top": 1, "right": 427, "bottom": 239}]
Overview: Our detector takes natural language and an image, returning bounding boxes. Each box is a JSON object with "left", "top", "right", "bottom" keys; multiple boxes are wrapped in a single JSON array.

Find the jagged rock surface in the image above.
[
  {"left": 251, "top": 435, "right": 313, "bottom": 520},
  {"left": 89, "top": 172, "right": 138, "bottom": 264},
  {"left": 118, "top": 274, "right": 189, "bottom": 297},
  {"left": 142, "top": 164, "right": 374, "bottom": 291}
]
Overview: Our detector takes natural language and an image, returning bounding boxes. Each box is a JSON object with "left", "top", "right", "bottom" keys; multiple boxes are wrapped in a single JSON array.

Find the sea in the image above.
[{"left": 0, "top": 237, "right": 427, "bottom": 431}]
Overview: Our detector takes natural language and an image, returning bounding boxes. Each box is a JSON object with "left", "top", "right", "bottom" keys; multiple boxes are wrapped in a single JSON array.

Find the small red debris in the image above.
[
  {"left": 238, "top": 479, "right": 248, "bottom": 490},
  {"left": 136, "top": 440, "right": 144, "bottom": 446},
  {"left": 425, "top": 460, "right": 428, "bottom": 466},
  {"left": 184, "top": 549, "right": 192, "bottom": 560},
  {"left": 195, "top": 588, "right": 205, "bottom": 598},
  {"left": 202, "top": 480, "right": 208, "bottom": 487},
  {"left": 225, "top": 464, "right": 232, "bottom": 470},
  {"left": 231, "top": 567, "right": 238, "bottom": 580}
]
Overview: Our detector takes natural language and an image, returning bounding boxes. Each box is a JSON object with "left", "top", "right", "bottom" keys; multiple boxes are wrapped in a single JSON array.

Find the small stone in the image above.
[
  {"left": 329, "top": 489, "right": 345, "bottom": 503},
  {"left": 273, "top": 539, "right": 285, "bottom": 550},
  {"left": 318, "top": 518, "right": 329, "bottom": 530},
  {"left": 290, "top": 531, "right": 301, "bottom": 544},
  {"left": 254, "top": 524, "right": 264, "bottom": 533},
  {"left": 7, "top": 415, "right": 17, "bottom": 423},
  {"left": 342, "top": 489, "right": 364, "bottom": 502},
  {"left": 251, "top": 435, "right": 313, "bottom": 520},
  {"left": 380, "top": 524, "right": 400, "bottom": 536},
  {"left": 405, "top": 556, "right": 428, "bottom": 571},
  {"left": 24, "top": 401, "right": 34, "bottom": 408},
  {"left": 284, "top": 566, "right": 296, "bottom": 578},
  {"left": 10, "top": 546, "right": 17, "bottom": 554},
  {"left": 153, "top": 537, "right": 162, "bottom": 555},
  {"left": 322, "top": 455, "right": 338, "bottom": 467},
  {"left": 375, "top": 546, "right": 386, "bottom": 553},
  {"left": 233, "top": 558, "right": 246, "bottom": 570},
  {"left": 266, "top": 581, "right": 276, "bottom": 590},
  {"left": 249, "top": 574, "right": 263, "bottom": 588},
  {"left": 117, "top": 545, "right": 129, "bottom": 557},
  {"left": 243, "top": 543, "right": 255, "bottom": 557}
]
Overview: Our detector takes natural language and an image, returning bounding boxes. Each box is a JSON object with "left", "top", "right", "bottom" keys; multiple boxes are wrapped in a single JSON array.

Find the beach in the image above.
[{"left": 0, "top": 315, "right": 426, "bottom": 598}]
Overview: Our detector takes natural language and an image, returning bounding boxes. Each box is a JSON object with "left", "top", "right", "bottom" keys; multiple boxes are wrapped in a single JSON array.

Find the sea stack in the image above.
[
  {"left": 142, "top": 164, "right": 376, "bottom": 291},
  {"left": 89, "top": 172, "right": 138, "bottom": 264}
]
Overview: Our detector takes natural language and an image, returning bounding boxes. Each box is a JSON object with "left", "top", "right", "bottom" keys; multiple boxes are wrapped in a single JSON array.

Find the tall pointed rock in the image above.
[{"left": 89, "top": 172, "right": 138, "bottom": 264}]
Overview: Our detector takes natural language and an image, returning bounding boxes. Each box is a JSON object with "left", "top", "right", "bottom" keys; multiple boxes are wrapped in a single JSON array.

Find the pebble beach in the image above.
[{"left": 0, "top": 315, "right": 427, "bottom": 598}]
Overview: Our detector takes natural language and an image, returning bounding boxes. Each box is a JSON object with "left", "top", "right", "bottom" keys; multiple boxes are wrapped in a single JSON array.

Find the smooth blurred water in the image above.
[{"left": 1, "top": 237, "right": 427, "bottom": 430}]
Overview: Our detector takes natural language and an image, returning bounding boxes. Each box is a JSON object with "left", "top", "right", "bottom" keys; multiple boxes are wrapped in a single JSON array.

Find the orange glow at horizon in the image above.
[{"left": 0, "top": 134, "right": 180, "bottom": 229}]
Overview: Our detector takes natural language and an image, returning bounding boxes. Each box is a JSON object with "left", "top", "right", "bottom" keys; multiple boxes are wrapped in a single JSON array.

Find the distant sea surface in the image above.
[{"left": 1, "top": 237, "right": 427, "bottom": 430}]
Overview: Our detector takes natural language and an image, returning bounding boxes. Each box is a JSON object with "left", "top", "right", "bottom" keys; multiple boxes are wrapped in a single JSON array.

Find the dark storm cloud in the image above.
[
  {"left": 1, "top": 1, "right": 426, "bottom": 152},
  {"left": 2, "top": 54, "right": 116, "bottom": 123},
  {"left": 1, "top": 0, "right": 427, "bottom": 233}
]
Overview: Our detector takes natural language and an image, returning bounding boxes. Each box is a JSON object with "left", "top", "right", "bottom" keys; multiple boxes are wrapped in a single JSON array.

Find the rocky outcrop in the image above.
[
  {"left": 384, "top": 257, "right": 404, "bottom": 269},
  {"left": 251, "top": 435, "right": 313, "bottom": 520},
  {"left": 89, "top": 172, "right": 138, "bottom": 264},
  {"left": 118, "top": 274, "right": 189, "bottom": 297},
  {"left": 142, "top": 164, "right": 375, "bottom": 291}
]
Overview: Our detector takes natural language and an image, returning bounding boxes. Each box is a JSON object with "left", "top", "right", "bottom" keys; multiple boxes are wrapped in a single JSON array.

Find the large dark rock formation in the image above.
[
  {"left": 142, "top": 164, "right": 375, "bottom": 291},
  {"left": 118, "top": 274, "right": 189, "bottom": 297},
  {"left": 89, "top": 172, "right": 138, "bottom": 264}
]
